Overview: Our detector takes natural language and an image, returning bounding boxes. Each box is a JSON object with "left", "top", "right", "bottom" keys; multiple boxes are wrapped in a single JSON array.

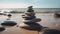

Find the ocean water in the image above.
[{"left": 0, "top": 8, "right": 60, "bottom": 11}]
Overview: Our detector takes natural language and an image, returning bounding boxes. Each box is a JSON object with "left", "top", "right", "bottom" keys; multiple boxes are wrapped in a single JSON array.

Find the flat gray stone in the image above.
[
  {"left": 22, "top": 15, "right": 36, "bottom": 20},
  {"left": 1, "top": 21, "right": 17, "bottom": 26},
  {"left": 0, "top": 27, "right": 5, "bottom": 32},
  {"left": 23, "top": 18, "right": 41, "bottom": 23},
  {"left": 25, "top": 12, "right": 35, "bottom": 16}
]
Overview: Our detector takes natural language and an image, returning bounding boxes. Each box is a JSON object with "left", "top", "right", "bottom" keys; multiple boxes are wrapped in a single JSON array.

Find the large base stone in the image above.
[{"left": 19, "top": 23, "right": 42, "bottom": 31}]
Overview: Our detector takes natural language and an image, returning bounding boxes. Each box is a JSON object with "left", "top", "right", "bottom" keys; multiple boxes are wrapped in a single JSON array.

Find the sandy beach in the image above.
[{"left": 0, "top": 13, "right": 60, "bottom": 34}]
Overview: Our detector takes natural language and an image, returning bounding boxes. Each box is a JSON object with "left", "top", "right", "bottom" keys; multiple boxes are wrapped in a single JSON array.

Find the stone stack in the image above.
[{"left": 19, "top": 6, "right": 42, "bottom": 31}]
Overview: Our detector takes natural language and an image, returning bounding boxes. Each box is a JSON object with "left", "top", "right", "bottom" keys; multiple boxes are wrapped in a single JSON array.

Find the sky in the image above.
[{"left": 0, "top": 0, "right": 60, "bottom": 8}]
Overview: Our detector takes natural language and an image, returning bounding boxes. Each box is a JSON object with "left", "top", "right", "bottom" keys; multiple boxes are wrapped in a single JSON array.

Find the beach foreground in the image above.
[{"left": 0, "top": 13, "right": 60, "bottom": 34}]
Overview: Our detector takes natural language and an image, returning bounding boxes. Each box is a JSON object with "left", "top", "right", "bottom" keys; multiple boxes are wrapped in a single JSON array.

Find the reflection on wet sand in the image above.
[
  {"left": 36, "top": 13, "right": 60, "bottom": 30},
  {"left": 2, "top": 26, "right": 14, "bottom": 28},
  {"left": 0, "top": 26, "right": 24, "bottom": 34}
]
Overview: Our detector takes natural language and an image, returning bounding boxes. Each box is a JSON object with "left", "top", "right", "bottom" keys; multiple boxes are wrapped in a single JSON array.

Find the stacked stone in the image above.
[{"left": 20, "top": 6, "right": 42, "bottom": 31}]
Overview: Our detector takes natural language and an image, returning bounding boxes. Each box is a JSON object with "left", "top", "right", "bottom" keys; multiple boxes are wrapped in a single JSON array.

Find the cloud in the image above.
[
  {"left": 0, "top": 0, "right": 60, "bottom": 8},
  {"left": 0, "top": 3, "right": 28, "bottom": 8},
  {"left": 0, "top": 3, "right": 59, "bottom": 8},
  {"left": 0, "top": 3, "right": 39, "bottom": 8},
  {"left": 32, "top": 0, "right": 40, "bottom": 3}
]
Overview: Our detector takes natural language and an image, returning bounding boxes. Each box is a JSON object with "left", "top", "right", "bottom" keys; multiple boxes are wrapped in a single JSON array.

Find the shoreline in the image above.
[{"left": 0, "top": 10, "right": 60, "bottom": 13}]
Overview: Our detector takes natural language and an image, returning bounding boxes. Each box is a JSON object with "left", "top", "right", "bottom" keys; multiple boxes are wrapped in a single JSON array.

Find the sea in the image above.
[{"left": 0, "top": 8, "right": 60, "bottom": 11}]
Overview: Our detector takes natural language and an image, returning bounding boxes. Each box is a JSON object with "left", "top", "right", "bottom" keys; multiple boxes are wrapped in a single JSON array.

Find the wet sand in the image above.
[
  {"left": 0, "top": 26, "right": 24, "bottom": 34},
  {"left": 0, "top": 13, "right": 60, "bottom": 34}
]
